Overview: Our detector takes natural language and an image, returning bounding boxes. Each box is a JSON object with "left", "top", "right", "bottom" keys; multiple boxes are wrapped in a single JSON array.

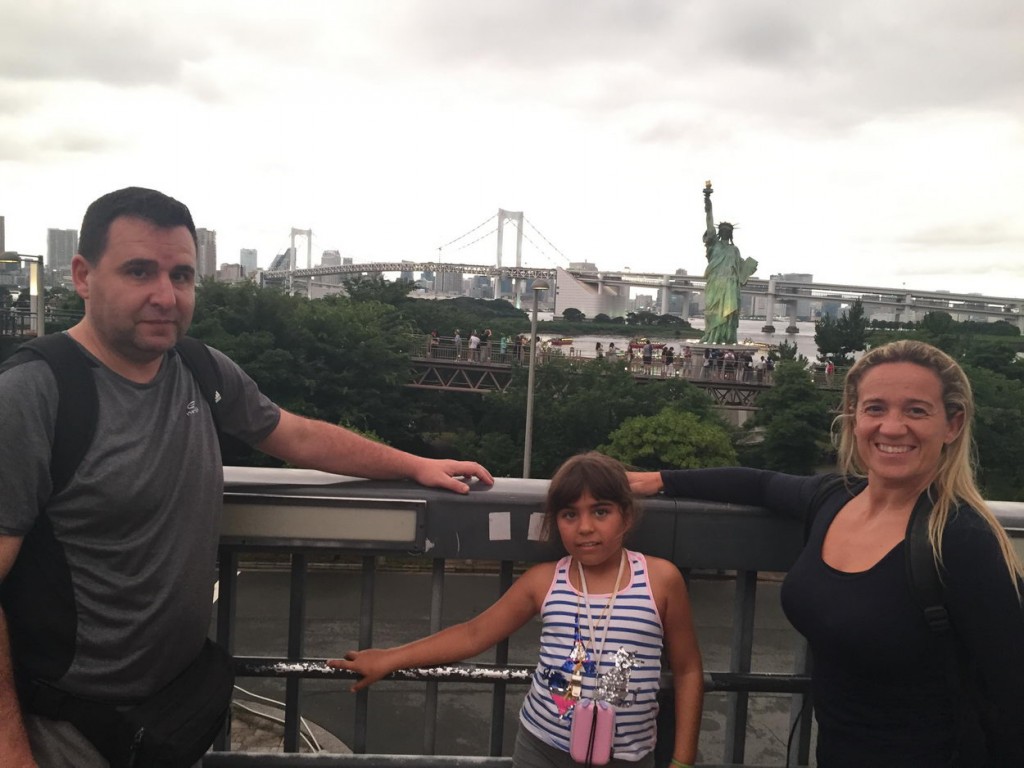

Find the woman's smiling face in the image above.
[{"left": 853, "top": 362, "right": 964, "bottom": 489}]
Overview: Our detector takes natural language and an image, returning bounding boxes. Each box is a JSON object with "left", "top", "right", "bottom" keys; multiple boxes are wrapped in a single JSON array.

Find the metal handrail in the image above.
[{"left": 211, "top": 469, "right": 1024, "bottom": 767}]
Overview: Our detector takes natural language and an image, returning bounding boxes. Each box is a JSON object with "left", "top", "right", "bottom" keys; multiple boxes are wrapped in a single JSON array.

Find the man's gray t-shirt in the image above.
[{"left": 0, "top": 341, "right": 280, "bottom": 699}]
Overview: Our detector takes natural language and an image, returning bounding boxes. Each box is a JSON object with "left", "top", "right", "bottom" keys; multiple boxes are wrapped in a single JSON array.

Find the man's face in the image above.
[{"left": 72, "top": 216, "right": 197, "bottom": 364}]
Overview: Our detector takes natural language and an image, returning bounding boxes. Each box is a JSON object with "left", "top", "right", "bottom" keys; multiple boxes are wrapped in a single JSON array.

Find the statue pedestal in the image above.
[
  {"left": 761, "top": 324, "right": 776, "bottom": 334},
  {"left": 785, "top": 324, "right": 799, "bottom": 334}
]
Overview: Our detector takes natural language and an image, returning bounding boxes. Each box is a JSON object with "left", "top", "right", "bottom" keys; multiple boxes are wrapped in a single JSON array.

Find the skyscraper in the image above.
[
  {"left": 47, "top": 228, "right": 79, "bottom": 285},
  {"left": 320, "top": 250, "right": 341, "bottom": 285},
  {"left": 196, "top": 228, "right": 217, "bottom": 278},
  {"left": 240, "top": 248, "right": 257, "bottom": 275}
]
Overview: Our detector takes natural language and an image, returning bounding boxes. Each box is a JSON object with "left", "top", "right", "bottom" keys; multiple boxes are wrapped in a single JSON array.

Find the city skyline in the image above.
[{"left": 1, "top": 2, "right": 1021, "bottom": 297}]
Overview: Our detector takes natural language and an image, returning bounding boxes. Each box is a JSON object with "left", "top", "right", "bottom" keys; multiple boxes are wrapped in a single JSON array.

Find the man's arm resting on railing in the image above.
[
  {"left": 0, "top": 536, "right": 36, "bottom": 767},
  {"left": 328, "top": 563, "right": 550, "bottom": 691},
  {"left": 257, "top": 408, "right": 494, "bottom": 494}
]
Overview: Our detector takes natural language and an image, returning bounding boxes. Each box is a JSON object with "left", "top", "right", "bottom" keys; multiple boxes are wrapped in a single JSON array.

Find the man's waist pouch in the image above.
[{"left": 20, "top": 638, "right": 235, "bottom": 768}]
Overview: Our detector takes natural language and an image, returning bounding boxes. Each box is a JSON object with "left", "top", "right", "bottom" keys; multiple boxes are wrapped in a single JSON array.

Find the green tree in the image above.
[
  {"left": 814, "top": 300, "right": 867, "bottom": 365},
  {"left": 743, "top": 360, "right": 834, "bottom": 473},
  {"left": 189, "top": 281, "right": 417, "bottom": 447},
  {"left": 341, "top": 274, "right": 416, "bottom": 305},
  {"left": 562, "top": 307, "right": 585, "bottom": 322},
  {"left": 965, "top": 364, "right": 1024, "bottom": 500},
  {"left": 445, "top": 357, "right": 723, "bottom": 477},
  {"left": 601, "top": 407, "right": 736, "bottom": 469}
]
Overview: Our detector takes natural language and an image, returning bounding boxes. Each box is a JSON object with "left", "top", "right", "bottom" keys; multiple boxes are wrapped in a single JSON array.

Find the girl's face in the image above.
[{"left": 555, "top": 490, "right": 630, "bottom": 570}]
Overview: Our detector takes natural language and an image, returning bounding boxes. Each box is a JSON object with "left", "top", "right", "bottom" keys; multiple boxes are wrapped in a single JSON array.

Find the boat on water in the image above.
[
  {"left": 545, "top": 337, "right": 575, "bottom": 346},
  {"left": 628, "top": 337, "right": 666, "bottom": 350}
]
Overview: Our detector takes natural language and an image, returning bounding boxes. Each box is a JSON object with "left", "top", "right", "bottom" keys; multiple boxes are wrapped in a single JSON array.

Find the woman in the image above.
[{"left": 629, "top": 340, "right": 1024, "bottom": 767}]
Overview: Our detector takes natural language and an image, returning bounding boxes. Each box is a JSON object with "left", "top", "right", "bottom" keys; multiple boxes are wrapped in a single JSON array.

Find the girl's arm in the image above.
[
  {"left": 649, "top": 557, "right": 703, "bottom": 767},
  {"left": 328, "top": 562, "right": 554, "bottom": 691}
]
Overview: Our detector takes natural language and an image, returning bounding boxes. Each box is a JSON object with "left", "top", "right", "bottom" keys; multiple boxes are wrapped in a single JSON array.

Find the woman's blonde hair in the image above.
[{"left": 836, "top": 340, "right": 1023, "bottom": 591}]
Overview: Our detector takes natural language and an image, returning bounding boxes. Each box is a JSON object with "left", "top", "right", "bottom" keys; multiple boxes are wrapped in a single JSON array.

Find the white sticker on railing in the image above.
[
  {"left": 528, "top": 513, "right": 545, "bottom": 541},
  {"left": 488, "top": 512, "right": 511, "bottom": 540}
]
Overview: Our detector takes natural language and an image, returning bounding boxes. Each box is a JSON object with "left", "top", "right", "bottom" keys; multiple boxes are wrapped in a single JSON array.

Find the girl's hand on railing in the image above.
[{"left": 328, "top": 649, "right": 396, "bottom": 692}]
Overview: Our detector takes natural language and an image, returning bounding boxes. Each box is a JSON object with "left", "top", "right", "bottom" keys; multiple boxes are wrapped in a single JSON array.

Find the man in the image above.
[{"left": 0, "top": 187, "right": 493, "bottom": 766}]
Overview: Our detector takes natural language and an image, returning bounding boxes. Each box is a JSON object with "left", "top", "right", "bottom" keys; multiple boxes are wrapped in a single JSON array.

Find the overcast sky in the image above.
[{"left": 2, "top": 0, "right": 1022, "bottom": 297}]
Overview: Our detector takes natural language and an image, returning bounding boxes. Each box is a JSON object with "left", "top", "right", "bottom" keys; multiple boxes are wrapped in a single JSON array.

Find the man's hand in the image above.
[
  {"left": 627, "top": 471, "right": 664, "bottom": 497},
  {"left": 410, "top": 459, "right": 493, "bottom": 494},
  {"left": 328, "top": 649, "right": 396, "bottom": 692}
]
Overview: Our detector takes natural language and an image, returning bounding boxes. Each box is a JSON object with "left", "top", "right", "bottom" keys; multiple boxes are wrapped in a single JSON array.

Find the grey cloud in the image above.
[
  {"left": 898, "top": 222, "right": 1024, "bottom": 249},
  {"left": 0, "top": 129, "right": 120, "bottom": 162},
  {"left": 0, "top": 4, "right": 209, "bottom": 87},
  {"left": 396, "top": 0, "right": 1023, "bottom": 129}
]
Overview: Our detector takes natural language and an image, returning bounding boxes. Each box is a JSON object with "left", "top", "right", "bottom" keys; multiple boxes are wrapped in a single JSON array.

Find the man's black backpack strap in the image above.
[
  {"left": 0, "top": 334, "right": 99, "bottom": 495},
  {"left": 173, "top": 337, "right": 255, "bottom": 464},
  {"left": 905, "top": 488, "right": 950, "bottom": 636},
  {"left": 1, "top": 334, "right": 228, "bottom": 494},
  {"left": 172, "top": 336, "right": 224, "bottom": 434}
]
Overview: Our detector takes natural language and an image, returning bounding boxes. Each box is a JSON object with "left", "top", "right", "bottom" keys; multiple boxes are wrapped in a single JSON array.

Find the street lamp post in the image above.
[{"left": 523, "top": 278, "right": 550, "bottom": 478}]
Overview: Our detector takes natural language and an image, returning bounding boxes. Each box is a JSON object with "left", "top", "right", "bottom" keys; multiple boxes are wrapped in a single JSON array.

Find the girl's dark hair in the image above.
[
  {"left": 79, "top": 187, "right": 198, "bottom": 265},
  {"left": 542, "top": 452, "right": 641, "bottom": 543}
]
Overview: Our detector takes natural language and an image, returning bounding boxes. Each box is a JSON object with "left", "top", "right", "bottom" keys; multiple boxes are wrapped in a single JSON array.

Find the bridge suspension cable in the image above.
[
  {"left": 453, "top": 227, "right": 499, "bottom": 252},
  {"left": 523, "top": 217, "right": 570, "bottom": 266},
  {"left": 435, "top": 213, "right": 497, "bottom": 251}
]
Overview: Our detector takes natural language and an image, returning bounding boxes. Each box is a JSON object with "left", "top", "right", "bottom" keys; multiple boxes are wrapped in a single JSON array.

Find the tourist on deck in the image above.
[
  {"left": 469, "top": 330, "right": 481, "bottom": 361},
  {"left": 627, "top": 340, "right": 1024, "bottom": 767},
  {"left": 454, "top": 328, "right": 462, "bottom": 360},
  {"left": 595, "top": 341, "right": 604, "bottom": 359},
  {"left": 642, "top": 342, "right": 654, "bottom": 376},
  {"left": 0, "top": 187, "right": 494, "bottom": 767},
  {"left": 331, "top": 452, "right": 704, "bottom": 768},
  {"left": 481, "top": 328, "right": 492, "bottom": 362},
  {"left": 606, "top": 342, "right": 618, "bottom": 361}
]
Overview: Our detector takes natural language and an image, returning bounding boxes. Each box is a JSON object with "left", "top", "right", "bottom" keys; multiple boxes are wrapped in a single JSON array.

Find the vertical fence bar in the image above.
[
  {"left": 789, "top": 640, "right": 814, "bottom": 766},
  {"left": 283, "top": 554, "right": 308, "bottom": 752},
  {"left": 724, "top": 569, "right": 758, "bottom": 764},
  {"left": 423, "top": 558, "right": 446, "bottom": 754},
  {"left": 214, "top": 548, "right": 238, "bottom": 752},
  {"left": 488, "top": 561, "right": 514, "bottom": 756},
  {"left": 354, "top": 556, "right": 377, "bottom": 753}
]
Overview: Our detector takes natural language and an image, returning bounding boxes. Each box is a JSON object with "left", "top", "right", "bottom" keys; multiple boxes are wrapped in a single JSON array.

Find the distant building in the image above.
[
  {"left": 47, "top": 228, "right": 78, "bottom": 285},
  {"left": 240, "top": 248, "right": 258, "bottom": 275},
  {"left": 320, "top": 250, "right": 342, "bottom": 285},
  {"left": 268, "top": 249, "right": 293, "bottom": 272},
  {"left": 0, "top": 216, "right": 5, "bottom": 255},
  {"left": 196, "top": 228, "right": 217, "bottom": 278},
  {"left": 440, "top": 271, "right": 463, "bottom": 295},
  {"left": 554, "top": 266, "right": 630, "bottom": 319},
  {"left": 216, "top": 263, "right": 245, "bottom": 283}
]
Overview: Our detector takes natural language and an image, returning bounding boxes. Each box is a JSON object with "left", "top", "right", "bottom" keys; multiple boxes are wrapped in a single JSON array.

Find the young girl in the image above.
[{"left": 329, "top": 452, "right": 703, "bottom": 767}]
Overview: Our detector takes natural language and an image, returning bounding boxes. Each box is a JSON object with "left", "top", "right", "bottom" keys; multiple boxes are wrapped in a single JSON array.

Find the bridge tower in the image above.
[
  {"left": 495, "top": 209, "right": 524, "bottom": 304},
  {"left": 289, "top": 228, "right": 313, "bottom": 293}
]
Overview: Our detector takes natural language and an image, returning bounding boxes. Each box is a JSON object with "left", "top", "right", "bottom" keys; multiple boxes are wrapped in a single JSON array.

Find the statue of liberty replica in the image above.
[{"left": 700, "top": 181, "right": 758, "bottom": 344}]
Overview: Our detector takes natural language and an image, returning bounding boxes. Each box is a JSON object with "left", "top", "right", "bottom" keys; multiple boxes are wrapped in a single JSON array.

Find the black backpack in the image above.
[
  {"left": 808, "top": 473, "right": 949, "bottom": 634},
  {"left": 0, "top": 333, "right": 229, "bottom": 493},
  {"left": 808, "top": 474, "right": 992, "bottom": 764}
]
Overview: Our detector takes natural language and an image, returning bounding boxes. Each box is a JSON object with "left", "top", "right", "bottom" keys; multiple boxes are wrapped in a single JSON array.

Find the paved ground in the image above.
[{"left": 225, "top": 566, "right": 814, "bottom": 765}]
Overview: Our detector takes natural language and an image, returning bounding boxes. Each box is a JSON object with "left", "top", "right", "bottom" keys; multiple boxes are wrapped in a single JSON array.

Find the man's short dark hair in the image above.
[{"left": 78, "top": 187, "right": 199, "bottom": 264}]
